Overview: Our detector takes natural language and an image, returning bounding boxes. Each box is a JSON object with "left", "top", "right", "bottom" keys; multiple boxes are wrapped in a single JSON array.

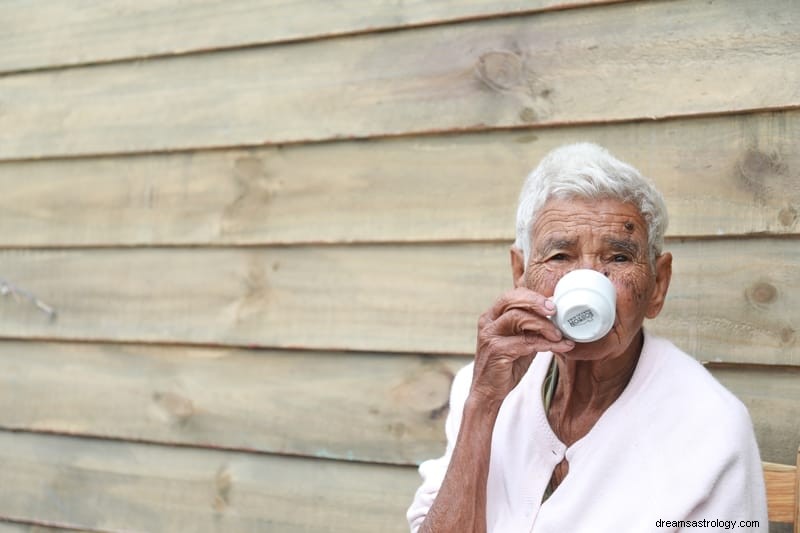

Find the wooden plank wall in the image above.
[{"left": 0, "top": 1, "right": 797, "bottom": 531}]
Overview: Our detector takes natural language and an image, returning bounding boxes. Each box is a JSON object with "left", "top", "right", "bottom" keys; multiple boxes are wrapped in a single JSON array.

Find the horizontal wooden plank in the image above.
[
  {"left": 0, "top": 339, "right": 796, "bottom": 470},
  {"left": 648, "top": 239, "right": 800, "bottom": 366},
  {"left": 709, "top": 365, "right": 800, "bottom": 467},
  {"left": 0, "top": 245, "right": 505, "bottom": 354},
  {"left": 0, "top": 340, "right": 465, "bottom": 466},
  {"left": 1, "top": 111, "right": 798, "bottom": 247},
  {"left": 0, "top": 0, "right": 617, "bottom": 74},
  {"left": 0, "top": 240, "right": 797, "bottom": 365},
  {"left": 0, "top": 430, "right": 417, "bottom": 533},
  {"left": 1, "top": 0, "right": 798, "bottom": 160}
]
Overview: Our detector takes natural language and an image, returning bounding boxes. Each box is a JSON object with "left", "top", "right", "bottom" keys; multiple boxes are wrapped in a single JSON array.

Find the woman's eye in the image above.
[
  {"left": 549, "top": 253, "right": 568, "bottom": 261},
  {"left": 612, "top": 254, "right": 630, "bottom": 263}
]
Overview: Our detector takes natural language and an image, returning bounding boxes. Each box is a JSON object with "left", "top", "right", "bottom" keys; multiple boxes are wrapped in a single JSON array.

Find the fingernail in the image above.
[{"left": 545, "top": 299, "right": 555, "bottom": 312}]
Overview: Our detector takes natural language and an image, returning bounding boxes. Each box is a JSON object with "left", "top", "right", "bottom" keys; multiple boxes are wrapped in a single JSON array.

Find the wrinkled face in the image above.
[{"left": 516, "top": 197, "right": 671, "bottom": 361}]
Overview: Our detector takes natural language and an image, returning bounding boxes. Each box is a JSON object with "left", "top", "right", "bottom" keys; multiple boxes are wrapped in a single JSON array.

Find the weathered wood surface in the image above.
[
  {"left": 0, "top": 0, "right": 619, "bottom": 74},
  {"left": 0, "top": 339, "right": 797, "bottom": 467},
  {"left": 0, "top": 430, "right": 418, "bottom": 533},
  {"left": 1, "top": 0, "right": 797, "bottom": 160},
  {"left": 0, "top": 240, "right": 797, "bottom": 365},
  {"left": 709, "top": 365, "right": 800, "bottom": 466},
  {"left": 1, "top": 110, "right": 797, "bottom": 247},
  {"left": 651, "top": 239, "right": 800, "bottom": 367},
  {"left": 0, "top": 523, "right": 97, "bottom": 533},
  {"left": 0, "top": 341, "right": 463, "bottom": 466},
  {"left": 0, "top": 244, "right": 508, "bottom": 353}
]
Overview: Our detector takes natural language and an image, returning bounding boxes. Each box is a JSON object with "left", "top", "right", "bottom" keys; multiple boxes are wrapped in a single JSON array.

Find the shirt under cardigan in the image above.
[{"left": 407, "top": 331, "right": 768, "bottom": 532}]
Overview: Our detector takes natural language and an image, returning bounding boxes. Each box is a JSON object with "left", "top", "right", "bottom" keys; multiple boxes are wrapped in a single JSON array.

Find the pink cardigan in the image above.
[{"left": 407, "top": 332, "right": 768, "bottom": 532}]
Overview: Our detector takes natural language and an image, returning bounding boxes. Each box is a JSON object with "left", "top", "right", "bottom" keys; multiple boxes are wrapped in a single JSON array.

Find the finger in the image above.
[
  {"left": 481, "top": 335, "right": 541, "bottom": 360},
  {"left": 483, "top": 334, "right": 574, "bottom": 359},
  {"left": 503, "top": 296, "right": 556, "bottom": 319},
  {"left": 478, "top": 308, "right": 494, "bottom": 330},
  {"left": 490, "top": 308, "right": 564, "bottom": 342},
  {"left": 487, "top": 287, "right": 554, "bottom": 321},
  {"left": 524, "top": 332, "right": 575, "bottom": 353}
]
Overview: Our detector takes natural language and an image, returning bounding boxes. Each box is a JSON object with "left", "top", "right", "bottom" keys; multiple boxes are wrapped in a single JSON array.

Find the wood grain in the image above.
[
  {"left": 1, "top": 0, "right": 797, "bottom": 160},
  {"left": 709, "top": 366, "right": 800, "bottom": 467},
  {"left": 763, "top": 461, "right": 797, "bottom": 524},
  {"left": 0, "top": 340, "right": 465, "bottom": 466},
  {"left": 649, "top": 239, "right": 800, "bottom": 366},
  {"left": 0, "top": 244, "right": 508, "bottom": 354},
  {"left": 1, "top": 110, "right": 798, "bottom": 247},
  {"left": 0, "top": 240, "right": 797, "bottom": 365},
  {"left": 0, "top": 339, "right": 797, "bottom": 468},
  {"left": 0, "top": 430, "right": 418, "bottom": 533},
  {"left": 0, "top": 0, "right": 618, "bottom": 74}
]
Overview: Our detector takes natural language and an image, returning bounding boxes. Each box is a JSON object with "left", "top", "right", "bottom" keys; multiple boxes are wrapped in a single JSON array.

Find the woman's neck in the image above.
[{"left": 547, "top": 330, "right": 643, "bottom": 446}]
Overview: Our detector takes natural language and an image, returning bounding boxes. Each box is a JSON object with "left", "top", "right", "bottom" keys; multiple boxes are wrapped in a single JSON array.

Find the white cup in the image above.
[{"left": 551, "top": 269, "right": 616, "bottom": 343}]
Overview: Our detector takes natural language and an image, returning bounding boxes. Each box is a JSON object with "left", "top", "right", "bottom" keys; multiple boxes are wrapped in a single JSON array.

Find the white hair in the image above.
[{"left": 514, "top": 142, "right": 668, "bottom": 265}]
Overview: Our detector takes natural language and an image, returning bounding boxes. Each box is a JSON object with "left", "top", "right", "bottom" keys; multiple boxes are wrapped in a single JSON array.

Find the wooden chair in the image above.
[{"left": 763, "top": 448, "right": 800, "bottom": 533}]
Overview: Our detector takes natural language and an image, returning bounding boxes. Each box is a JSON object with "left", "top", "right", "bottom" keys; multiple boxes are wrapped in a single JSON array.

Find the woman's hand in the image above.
[
  {"left": 471, "top": 287, "right": 575, "bottom": 406},
  {"left": 418, "top": 289, "right": 574, "bottom": 533}
]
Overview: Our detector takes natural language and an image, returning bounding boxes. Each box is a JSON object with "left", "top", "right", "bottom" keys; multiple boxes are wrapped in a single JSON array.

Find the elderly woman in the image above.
[{"left": 407, "top": 144, "right": 767, "bottom": 532}]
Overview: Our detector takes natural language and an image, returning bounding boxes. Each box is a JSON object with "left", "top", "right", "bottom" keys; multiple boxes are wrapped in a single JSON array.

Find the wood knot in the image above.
[
  {"left": 780, "top": 327, "right": 796, "bottom": 346},
  {"left": 391, "top": 363, "right": 454, "bottom": 417},
  {"left": 739, "top": 149, "right": 788, "bottom": 177},
  {"left": 387, "top": 422, "right": 408, "bottom": 438},
  {"left": 221, "top": 154, "right": 282, "bottom": 236},
  {"left": 428, "top": 401, "right": 449, "bottom": 420},
  {"left": 213, "top": 466, "right": 233, "bottom": 511},
  {"left": 152, "top": 391, "right": 195, "bottom": 424},
  {"left": 778, "top": 205, "right": 798, "bottom": 228},
  {"left": 746, "top": 281, "right": 778, "bottom": 307},
  {"left": 519, "top": 107, "right": 537, "bottom": 122},
  {"left": 736, "top": 149, "right": 787, "bottom": 203},
  {"left": 474, "top": 50, "right": 525, "bottom": 92},
  {"left": 233, "top": 255, "right": 271, "bottom": 322},
  {"left": 474, "top": 49, "right": 553, "bottom": 123}
]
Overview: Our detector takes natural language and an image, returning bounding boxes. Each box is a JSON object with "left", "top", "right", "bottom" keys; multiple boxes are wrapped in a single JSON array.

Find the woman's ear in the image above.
[
  {"left": 645, "top": 252, "right": 672, "bottom": 319},
  {"left": 510, "top": 246, "right": 526, "bottom": 288}
]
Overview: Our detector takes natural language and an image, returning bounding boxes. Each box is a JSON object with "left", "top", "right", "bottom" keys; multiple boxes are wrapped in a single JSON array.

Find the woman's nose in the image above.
[{"left": 577, "top": 255, "right": 602, "bottom": 271}]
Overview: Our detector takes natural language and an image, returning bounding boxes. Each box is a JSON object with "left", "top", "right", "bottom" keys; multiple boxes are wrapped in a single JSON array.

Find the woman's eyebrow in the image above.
[
  {"left": 538, "top": 237, "right": 576, "bottom": 255},
  {"left": 606, "top": 238, "right": 640, "bottom": 256}
]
